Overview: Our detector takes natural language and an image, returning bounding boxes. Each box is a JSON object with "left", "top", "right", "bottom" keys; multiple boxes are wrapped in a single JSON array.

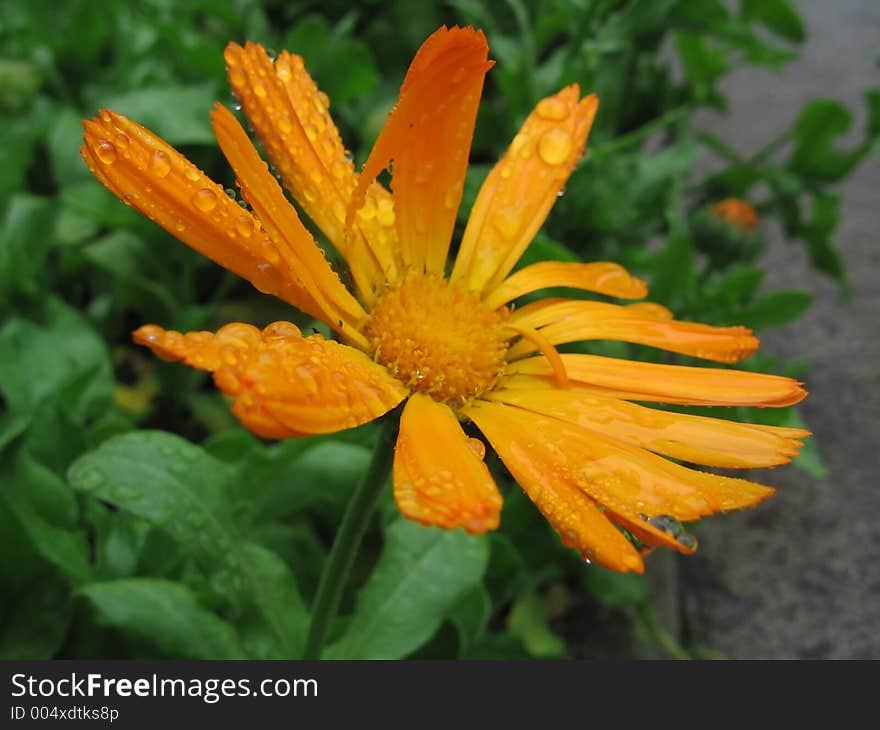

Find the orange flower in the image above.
[
  {"left": 711, "top": 197, "right": 759, "bottom": 232},
  {"left": 81, "top": 26, "right": 808, "bottom": 573}
]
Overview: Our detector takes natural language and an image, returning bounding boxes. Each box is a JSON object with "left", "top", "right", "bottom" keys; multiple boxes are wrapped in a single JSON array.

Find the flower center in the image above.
[{"left": 366, "top": 274, "right": 508, "bottom": 408}]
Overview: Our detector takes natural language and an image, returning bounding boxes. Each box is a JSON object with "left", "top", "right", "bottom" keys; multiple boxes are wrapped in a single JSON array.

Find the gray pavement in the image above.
[{"left": 679, "top": 0, "right": 880, "bottom": 659}]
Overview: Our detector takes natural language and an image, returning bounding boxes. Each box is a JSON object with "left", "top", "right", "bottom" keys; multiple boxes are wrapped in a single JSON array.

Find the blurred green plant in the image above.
[{"left": 1, "top": 0, "right": 875, "bottom": 659}]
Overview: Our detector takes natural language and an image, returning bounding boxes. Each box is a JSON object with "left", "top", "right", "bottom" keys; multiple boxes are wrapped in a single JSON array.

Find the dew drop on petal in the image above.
[
  {"left": 253, "top": 83, "right": 267, "bottom": 98},
  {"left": 95, "top": 139, "right": 117, "bottom": 165},
  {"left": 536, "top": 97, "right": 570, "bottom": 121},
  {"left": 235, "top": 214, "right": 253, "bottom": 238},
  {"left": 376, "top": 198, "right": 396, "bottom": 226},
  {"left": 192, "top": 188, "right": 218, "bottom": 212},
  {"left": 466, "top": 437, "right": 486, "bottom": 460},
  {"left": 357, "top": 197, "right": 377, "bottom": 220},
  {"left": 184, "top": 167, "right": 200, "bottom": 182},
  {"left": 538, "top": 128, "right": 573, "bottom": 165},
  {"left": 149, "top": 149, "right": 172, "bottom": 178},
  {"left": 228, "top": 66, "right": 246, "bottom": 86}
]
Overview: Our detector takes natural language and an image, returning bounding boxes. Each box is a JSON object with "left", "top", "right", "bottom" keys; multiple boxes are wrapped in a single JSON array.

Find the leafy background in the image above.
[{"left": 1, "top": 0, "right": 877, "bottom": 659}]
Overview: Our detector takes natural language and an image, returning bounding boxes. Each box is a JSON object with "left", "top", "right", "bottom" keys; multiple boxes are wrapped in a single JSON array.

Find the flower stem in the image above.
[{"left": 303, "top": 411, "right": 399, "bottom": 659}]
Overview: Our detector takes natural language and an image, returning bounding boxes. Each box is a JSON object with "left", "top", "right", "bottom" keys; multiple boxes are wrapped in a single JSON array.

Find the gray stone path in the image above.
[{"left": 680, "top": 0, "right": 880, "bottom": 658}]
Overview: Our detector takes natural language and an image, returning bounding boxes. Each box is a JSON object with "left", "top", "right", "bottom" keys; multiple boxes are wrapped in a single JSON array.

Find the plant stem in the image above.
[{"left": 303, "top": 412, "right": 399, "bottom": 659}]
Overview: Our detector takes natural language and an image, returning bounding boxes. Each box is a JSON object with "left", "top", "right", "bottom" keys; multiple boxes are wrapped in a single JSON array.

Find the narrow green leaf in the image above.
[{"left": 737, "top": 290, "right": 813, "bottom": 330}]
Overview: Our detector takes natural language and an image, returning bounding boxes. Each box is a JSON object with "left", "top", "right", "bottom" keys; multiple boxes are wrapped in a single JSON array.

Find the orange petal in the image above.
[
  {"left": 349, "top": 25, "right": 493, "bottom": 274},
  {"left": 224, "top": 42, "right": 399, "bottom": 301},
  {"left": 465, "top": 400, "right": 774, "bottom": 526},
  {"left": 507, "top": 300, "right": 758, "bottom": 363},
  {"left": 505, "top": 354, "right": 807, "bottom": 407},
  {"left": 485, "top": 261, "right": 647, "bottom": 309},
  {"left": 394, "top": 394, "right": 502, "bottom": 534},
  {"left": 210, "top": 104, "right": 369, "bottom": 346},
  {"left": 133, "top": 321, "right": 407, "bottom": 437},
  {"left": 81, "top": 111, "right": 327, "bottom": 325},
  {"left": 464, "top": 401, "right": 643, "bottom": 572},
  {"left": 486, "top": 387, "right": 810, "bottom": 468},
  {"left": 451, "top": 87, "right": 599, "bottom": 293}
]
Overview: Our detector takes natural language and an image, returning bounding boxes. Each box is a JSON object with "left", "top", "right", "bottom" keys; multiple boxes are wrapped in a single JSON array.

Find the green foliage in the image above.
[{"left": 0, "top": 0, "right": 870, "bottom": 660}]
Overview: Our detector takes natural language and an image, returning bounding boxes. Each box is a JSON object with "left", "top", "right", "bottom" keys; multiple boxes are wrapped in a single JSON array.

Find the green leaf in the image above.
[
  {"left": 99, "top": 85, "right": 218, "bottom": 146},
  {"left": 327, "top": 519, "right": 490, "bottom": 659},
  {"left": 283, "top": 15, "right": 379, "bottom": 104},
  {"left": 737, "top": 290, "right": 813, "bottom": 330},
  {"left": 507, "top": 591, "right": 566, "bottom": 658},
  {"left": 0, "top": 576, "right": 72, "bottom": 659},
  {"left": 741, "top": 0, "right": 805, "bottom": 43},
  {"left": 79, "top": 579, "right": 246, "bottom": 659},
  {"left": 581, "top": 565, "right": 649, "bottom": 608},
  {"left": 649, "top": 227, "right": 695, "bottom": 306},
  {"left": 804, "top": 193, "right": 845, "bottom": 282},
  {"left": 67, "top": 431, "right": 309, "bottom": 657},
  {"left": 0, "top": 194, "right": 56, "bottom": 301},
  {"left": 675, "top": 31, "right": 728, "bottom": 97},
  {"left": 789, "top": 100, "right": 864, "bottom": 182},
  {"left": 48, "top": 107, "right": 94, "bottom": 187},
  {"left": 448, "top": 585, "right": 492, "bottom": 656}
]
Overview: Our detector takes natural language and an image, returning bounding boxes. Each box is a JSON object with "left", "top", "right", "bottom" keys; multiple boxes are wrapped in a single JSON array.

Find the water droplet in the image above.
[
  {"left": 266, "top": 48, "right": 277, "bottom": 61},
  {"left": 224, "top": 187, "right": 237, "bottom": 200},
  {"left": 677, "top": 533, "right": 697, "bottom": 549},
  {"left": 192, "top": 188, "right": 218, "bottom": 212},
  {"left": 492, "top": 206, "right": 523, "bottom": 239},
  {"left": 305, "top": 125, "right": 318, "bottom": 142},
  {"left": 466, "top": 438, "right": 486, "bottom": 460},
  {"left": 357, "top": 197, "right": 377, "bottom": 220},
  {"left": 174, "top": 219, "right": 186, "bottom": 232},
  {"left": 235, "top": 214, "right": 253, "bottom": 238},
  {"left": 228, "top": 66, "right": 246, "bottom": 86},
  {"left": 95, "top": 139, "right": 117, "bottom": 165},
  {"left": 149, "top": 149, "right": 171, "bottom": 178},
  {"left": 114, "top": 132, "right": 130, "bottom": 149},
  {"left": 538, "top": 128, "right": 572, "bottom": 165},
  {"left": 376, "top": 198, "right": 395, "bottom": 226},
  {"left": 536, "top": 97, "right": 570, "bottom": 121},
  {"left": 278, "top": 115, "right": 292, "bottom": 134},
  {"left": 443, "top": 186, "right": 459, "bottom": 210},
  {"left": 261, "top": 242, "right": 281, "bottom": 264},
  {"left": 646, "top": 514, "right": 684, "bottom": 538},
  {"left": 75, "top": 467, "right": 104, "bottom": 492},
  {"left": 276, "top": 59, "right": 291, "bottom": 79},
  {"left": 557, "top": 187, "right": 566, "bottom": 198},
  {"left": 253, "top": 83, "right": 267, "bottom": 98},
  {"left": 184, "top": 167, "right": 200, "bottom": 182}
]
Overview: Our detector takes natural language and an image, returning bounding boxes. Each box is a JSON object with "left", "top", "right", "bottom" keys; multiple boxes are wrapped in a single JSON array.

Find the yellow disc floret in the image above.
[{"left": 366, "top": 274, "right": 508, "bottom": 408}]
